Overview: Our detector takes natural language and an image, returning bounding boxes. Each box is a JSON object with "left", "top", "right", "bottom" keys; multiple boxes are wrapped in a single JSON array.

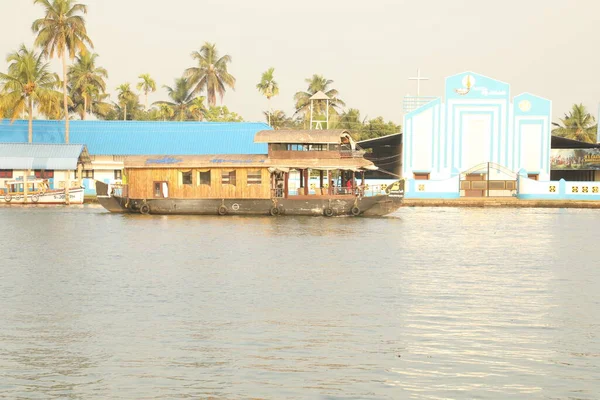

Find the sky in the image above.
[{"left": 1, "top": 0, "right": 599, "bottom": 124}]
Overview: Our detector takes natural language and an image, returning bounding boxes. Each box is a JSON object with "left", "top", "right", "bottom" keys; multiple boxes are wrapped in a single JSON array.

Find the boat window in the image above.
[
  {"left": 199, "top": 170, "right": 211, "bottom": 185},
  {"left": 34, "top": 170, "right": 54, "bottom": 179},
  {"left": 181, "top": 171, "right": 192, "bottom": 185},
  {"left": 0, "top": 170, "right": 13, "bottom": 178},
  {"left": 114, "top": 170, "right": 122, "bottom": 180},
  {"left": 247, "top": 170, "right": 262, "bottom": 185},
  {"left": 221, "top": 170, "right": 236, "bottom": 186}
]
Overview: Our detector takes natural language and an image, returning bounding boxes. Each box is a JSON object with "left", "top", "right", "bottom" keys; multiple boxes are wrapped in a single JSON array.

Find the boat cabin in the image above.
[{"left": 121, "top": 129, "right": 378, "bottom": 201}]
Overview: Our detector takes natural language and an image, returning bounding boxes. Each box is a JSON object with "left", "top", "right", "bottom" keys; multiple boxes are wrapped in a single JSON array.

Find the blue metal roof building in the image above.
[
  {"left": 0, "top": 143, "right": 88, "bottom": 170},
  {"left": 0, "top": 120, "right": 271, "bottom": 155}
]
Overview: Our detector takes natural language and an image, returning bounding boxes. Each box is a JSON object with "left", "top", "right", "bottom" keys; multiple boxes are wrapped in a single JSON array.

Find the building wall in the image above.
[
  {"left": 126, "top": 167, "right": 271, "bottom": 199},
  {"left": 403, "top": 72, "right": 552, "bottom": 186}
]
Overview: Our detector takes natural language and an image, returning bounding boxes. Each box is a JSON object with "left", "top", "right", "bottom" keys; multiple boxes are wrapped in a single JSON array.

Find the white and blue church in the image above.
[{"left": 402, "top": 71, "right": 563, "bottom": 199}]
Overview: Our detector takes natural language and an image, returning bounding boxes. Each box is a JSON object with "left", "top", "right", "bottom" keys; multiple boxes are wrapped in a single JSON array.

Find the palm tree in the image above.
[
  {"left": 256, "top": 67, "right": 279, "bottom": 126},
  {"left": 116, "top": 83, "right": 137, "bottom": 120},
  {"left": 153, "top": 77, "right": 195, "bottom": 121},
  {"left": 188, "top": 96, "right": 208, "bottom": 121},
  {"left": 294, "top": 74, "right": 345, "bottom": 123},
  {"left": 185, "top": 42, "right": 236, "bottom": 107},
  {"left": 552, "top": 104, "right": 598, "bottom": 143},
  {"left": 157, "top": 103, "right": 174, "bottom": 121},
  {"left": 263, "top": 110, "right": 297, "bottom": 130},
  {"left": 0, "top": 45, "right": 61, "bottom": 142},
  {"left": 137, "top": 73, "right": 156, "bottom": 110},
  {"left": 32, "top": 0, "right": 93, "bottom": 143},
  {"left": 68, "top": 51, "right": 107, "bottom": 119}
]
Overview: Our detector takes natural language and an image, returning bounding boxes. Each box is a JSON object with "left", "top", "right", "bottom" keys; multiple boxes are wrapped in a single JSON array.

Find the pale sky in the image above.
[{"left": 1, "top": 0, "right": 599, "bottom": 124}]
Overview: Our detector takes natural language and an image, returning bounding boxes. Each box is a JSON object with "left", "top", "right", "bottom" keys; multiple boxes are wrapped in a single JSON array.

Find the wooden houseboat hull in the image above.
[
  {"left": 1, "top": 188, "right": 84, "bottom": 204},
  {"left": 97, "top": 182, "right": 401, "bottom": 216},
  {"left": 97, "top": 195, "right": 402, "bottom": 217}
]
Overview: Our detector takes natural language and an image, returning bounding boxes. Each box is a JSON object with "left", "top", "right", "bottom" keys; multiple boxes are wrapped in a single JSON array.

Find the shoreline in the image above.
[{"left": 403, "top": 198, "right": 600, "bottom": 208}]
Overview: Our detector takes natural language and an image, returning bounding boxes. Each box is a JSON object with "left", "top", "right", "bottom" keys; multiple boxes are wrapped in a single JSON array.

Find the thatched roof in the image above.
[{"left": 254, "top": 129, "right": 353, "bottom": 144}]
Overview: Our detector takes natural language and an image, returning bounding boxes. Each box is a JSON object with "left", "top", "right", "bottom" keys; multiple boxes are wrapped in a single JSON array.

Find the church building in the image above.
[{"left": 402, "top": 71, "right": 562, "bottom": 198}]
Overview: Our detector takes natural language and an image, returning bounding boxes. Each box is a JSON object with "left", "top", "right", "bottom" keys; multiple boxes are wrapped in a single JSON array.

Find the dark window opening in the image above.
[
  {"left": 199, "top": 170, "right": 211, "bottom": 185},
  {"left": 247, "top": 170, "right": 262, "bottom": 185},
  {"left": 34, "top": 170, "right": 54, "bottom": 179},
  {"left": 0, "top": 170, "right": 13, "bottom": 178},
  {"left": 222, "top": 170, "right": 237, "bottom": 186},
  {"left": 181, "top": 171, "right": 192, "bottom": 185}
]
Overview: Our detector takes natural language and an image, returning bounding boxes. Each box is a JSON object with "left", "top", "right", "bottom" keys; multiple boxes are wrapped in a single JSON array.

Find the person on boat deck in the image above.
[{"left": 346, "top": 178, "right": 353, "bottom": 194}]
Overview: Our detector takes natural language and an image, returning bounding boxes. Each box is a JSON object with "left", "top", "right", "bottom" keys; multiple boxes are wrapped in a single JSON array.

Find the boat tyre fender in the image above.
[
  {"left": 351, "top": 206, "right": 360, "bottom": 216},
  {"left": 324, "top": 207, "right": 334, "bottom": 217},
  {"left": 139, "top": 204, "right": 150, "bottom": 215},
  {"left": 4, "top": 194, "right": 11, "bottom": 203},
  {"left": 218, "top": 205, "right": 228, "bottom": 215},
  {"left": 270, "top": 206, "right": 280, "bottom": 216},
  {"left": 31, "top": 194, "right": 40, "bottom": 203}
]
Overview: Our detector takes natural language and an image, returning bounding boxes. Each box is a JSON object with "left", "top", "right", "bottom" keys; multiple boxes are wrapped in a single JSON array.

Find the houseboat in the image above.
[{"left": 96, "top": 130, "right": 404, "bottom": 216}]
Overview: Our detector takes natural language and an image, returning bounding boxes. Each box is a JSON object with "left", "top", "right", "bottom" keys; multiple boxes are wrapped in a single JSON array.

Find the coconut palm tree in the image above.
[
  {"left": 188, "top": 96, "right": 208, "bottom": 121},
  {"left": 116, "top": 83, "right": 137, "bottom": 120},
  {"left": 552, "top": 104, "right": 598, "bottom": 143},
  {"left": 263, "top": 110, "right": 298, "bottom": 130},
  {"left": 0, "top": 45, "right": 61, "bottom": 142},
  {"left": 137, "top": 73, "right": 156, "bottom": 110},
  {"left": 185, "top": 42, "right": 236, "bottom": 107},
  {"left": 68, "top": 51, "right": 107, "bottom": 119},
  {"left": 153, "top": 77, "right": 195, "bottom": 121},
  {"left": 294, "top": 74, "right": 345, "bottom": 121},
  {"left": 256, "top": 67, "right": 279, "bottom": 126},
  {"left": 157, "top": 103, "right": 174, "bottom": 121},
  {"left": 32, "top": 0, "right": 93, "bottom": 143}
]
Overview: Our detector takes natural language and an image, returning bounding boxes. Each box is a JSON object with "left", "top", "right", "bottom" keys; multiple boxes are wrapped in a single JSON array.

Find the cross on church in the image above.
[{"left": 409, "top": 68, "right": 429, "bottom": 97}]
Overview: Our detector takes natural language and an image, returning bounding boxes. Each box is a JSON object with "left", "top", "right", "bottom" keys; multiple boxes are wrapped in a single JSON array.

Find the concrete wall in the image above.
[{"left": 518, "top": 176, "right": 600, "bottom": 200}]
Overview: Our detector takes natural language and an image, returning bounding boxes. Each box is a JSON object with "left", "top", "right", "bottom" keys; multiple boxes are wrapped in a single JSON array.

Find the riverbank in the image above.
[
  {"left": 404, "top": 197, "right": 600, "bottom": 208},
  {"left": 82, "top": 196, "right": 600, "bottom": 208}
]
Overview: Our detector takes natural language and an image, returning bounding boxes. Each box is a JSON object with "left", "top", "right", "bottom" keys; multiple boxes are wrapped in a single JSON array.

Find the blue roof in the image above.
[
  {"left": 0, "top": 143, "right": 85, "bottom": 170},
  {"left": 0, "top": 120, "right": 271, "bottom": 156}
]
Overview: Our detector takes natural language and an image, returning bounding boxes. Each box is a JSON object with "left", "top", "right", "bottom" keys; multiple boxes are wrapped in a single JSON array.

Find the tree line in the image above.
[{"left": 0, "top": 0, "right": 400, "bottom": 143}]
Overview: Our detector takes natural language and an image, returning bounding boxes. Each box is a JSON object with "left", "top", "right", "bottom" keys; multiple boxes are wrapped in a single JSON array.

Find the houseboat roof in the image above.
[
  {"left": 0, "top": 120, "right": 271, "bottom": 156},
  {"left": 254, "top": 129, "right": 353, "bottom": 144},
  {"left": 0, "top": 143, "right": 89, "bottom": 170},
  {"left": 123, "top": 154, "right": 376, "bottom": 171}
]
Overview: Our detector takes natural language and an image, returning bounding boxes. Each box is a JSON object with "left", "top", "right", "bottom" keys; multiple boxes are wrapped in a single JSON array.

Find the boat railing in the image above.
[
  {"left": 340, "top": 149, "right": 366, "bottom": 158},
  {"left": 277, "top": 185, "right": 391, "bottom": 197}
]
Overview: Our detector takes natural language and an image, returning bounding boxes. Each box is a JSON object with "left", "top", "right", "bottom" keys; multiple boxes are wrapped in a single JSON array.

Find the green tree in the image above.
[
  {"left": 156, "top": 103, "right": 174, "bottom": 121},
  {"left": 256, "top": 67, "right": 279, "bottom": 126},
  {"left": 552, "top": 103, "right": 598, "bottom": 143},
  {"left": 68, "top": 51, "right": 107, "bottom": 119},
  {"left": 32, "top": 0, "right": 93, "bottom": 143},
  {"left": 185, "top": 42, "right": 236, "bottom": 107},
  {"left": 115, "top": 83, "right": 138, "bottom": 120},
  {"left": 153, "top": 77, "right": 195, "bottom": 121},
  {"left": 0, "top": 45, "right": 61, "bottom": 142},
  {"left": 263, "top": 110, "right": 300, "bottom": 130},
  {"left": 188, "top": 96, "right": 208, "bottom": 121},
  {"left": 293, "top": 74, "right": 345, "bottom": 125},
  {"left": 137, "top": 73, "right": 156, "bottom": 110},
  {"left": 204, "top": 106, "right": 243, "bottom": 122}
]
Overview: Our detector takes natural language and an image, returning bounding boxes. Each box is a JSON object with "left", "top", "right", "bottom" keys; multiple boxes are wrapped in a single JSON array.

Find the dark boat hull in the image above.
[{"left": 96, "top": 182, "right": 403, "bottom": 216}]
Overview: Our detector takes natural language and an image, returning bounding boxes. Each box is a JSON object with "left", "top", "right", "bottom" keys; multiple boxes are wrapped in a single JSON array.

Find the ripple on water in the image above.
[{"left": 0, "top": 205, "right": 599, "bottom": 399}]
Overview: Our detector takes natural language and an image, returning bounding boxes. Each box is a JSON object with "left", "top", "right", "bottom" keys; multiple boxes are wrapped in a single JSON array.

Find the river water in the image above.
[{"left": 0, "top": 205, "right": 598, "bottom": 399}]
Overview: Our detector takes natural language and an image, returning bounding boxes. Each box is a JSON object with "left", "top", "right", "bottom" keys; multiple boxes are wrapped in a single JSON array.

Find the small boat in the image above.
[
  {"left": 1, "top": 178, "right": 84, "bottom": 204},
  {"left": 95, "top": 129, "right": 404, "bottom": 217}
]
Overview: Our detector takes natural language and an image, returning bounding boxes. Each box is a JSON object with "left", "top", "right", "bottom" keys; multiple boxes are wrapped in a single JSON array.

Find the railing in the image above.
[
  {"left": 273, "top": 185, "right": 393, "bottom": 198},
  {"left": 340, "top": 149, "right": 366, "bottom": 158}
]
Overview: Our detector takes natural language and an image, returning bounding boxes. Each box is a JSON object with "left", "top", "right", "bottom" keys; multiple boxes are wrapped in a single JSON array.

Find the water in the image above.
[{"left": 0, "top": 205, "right": 599, "bottom": 399}]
